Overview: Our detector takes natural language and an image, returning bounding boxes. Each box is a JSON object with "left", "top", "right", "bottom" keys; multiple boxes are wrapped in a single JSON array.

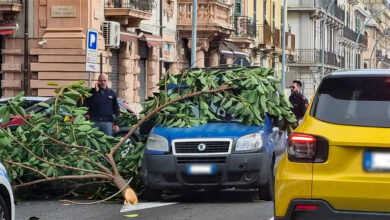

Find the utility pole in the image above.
[
  {"left": 191, "top": 0, "right": 197, "bottom": 68},
  {"left": 321, "top": 0, "right": 335, "bottom": 79},
  {"left": 281, "top": 0, "right": 287, "bottom": 91}
]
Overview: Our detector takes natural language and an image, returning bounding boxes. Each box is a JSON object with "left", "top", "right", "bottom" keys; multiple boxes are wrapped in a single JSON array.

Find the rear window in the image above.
[{"left": 310, "top": 76, "right": 390, "bottom": 128}]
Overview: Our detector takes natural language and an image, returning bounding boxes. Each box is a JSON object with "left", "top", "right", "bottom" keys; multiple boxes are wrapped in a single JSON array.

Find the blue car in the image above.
[{"left": 141, "top": 101, "right": 285, "bottom": 201}]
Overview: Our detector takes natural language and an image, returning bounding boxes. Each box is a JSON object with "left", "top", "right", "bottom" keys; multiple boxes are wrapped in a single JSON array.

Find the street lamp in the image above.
[
  {"left": 321, "top": 0, "right": 336, "bottom": 79},
  {"left": 191, "top": 0, "right": 197, "bottom": 68},
  {"left": 353, "top": 6, "right": 390, "bottom": 69}
]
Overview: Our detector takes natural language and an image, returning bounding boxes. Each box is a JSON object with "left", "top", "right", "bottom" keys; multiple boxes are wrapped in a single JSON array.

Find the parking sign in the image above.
[{"left": 86, "top": 29, "right": 98, "bottom": 72}]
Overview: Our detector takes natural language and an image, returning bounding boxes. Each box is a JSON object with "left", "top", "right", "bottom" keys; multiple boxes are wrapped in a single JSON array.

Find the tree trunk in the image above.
[{"left": 112, "top": 175, "right": 138, "bottom": 205}]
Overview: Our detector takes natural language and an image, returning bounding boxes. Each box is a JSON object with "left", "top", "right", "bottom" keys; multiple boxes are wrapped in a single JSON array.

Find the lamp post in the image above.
[
  {"left": 191, "top": 0, "right": 197, "bottom": 68},
  {"left": 281, "top": 0, "right": 287, "bottom": 91},
  {"left": 353, "top": 7, "right": 389, "bottom": 69},
  {"left": 321, "top": 0, "right": 336, "bottom": 79}
]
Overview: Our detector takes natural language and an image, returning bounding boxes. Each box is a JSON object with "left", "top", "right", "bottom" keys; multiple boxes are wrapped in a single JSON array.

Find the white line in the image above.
[
  {"left": 268, "top": 217, "right": 274, "bottom": 220},
  {"left": 120, "top": 202, "right": 178, "bottom": 213}
]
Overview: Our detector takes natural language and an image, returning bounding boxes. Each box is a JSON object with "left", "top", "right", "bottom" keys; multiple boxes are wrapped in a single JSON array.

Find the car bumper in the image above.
[
  {"left": 275, "top": 199, "right": 390, "bottom": 220},
  {"left": 142, "top": 152, "right": 272, "bottom": 190}
]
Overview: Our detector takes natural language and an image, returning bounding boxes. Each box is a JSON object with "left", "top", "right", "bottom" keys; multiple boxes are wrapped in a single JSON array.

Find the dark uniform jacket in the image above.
[
  {"left": 289, "top": 92, "right": 308, "bottom": 120},
  {"left": 85, "top": 88, "right": 120, "bottom": 124}
]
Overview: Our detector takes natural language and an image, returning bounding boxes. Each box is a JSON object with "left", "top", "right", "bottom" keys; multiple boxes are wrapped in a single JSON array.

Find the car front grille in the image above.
[{"left": 173, "top": 139, "right": 232, "bottom": 155}]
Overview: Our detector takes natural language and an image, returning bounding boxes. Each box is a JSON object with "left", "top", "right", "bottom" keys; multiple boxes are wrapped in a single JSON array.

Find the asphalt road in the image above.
[{"left": 15, "top": 190, "right": 274, "bottom": 220}]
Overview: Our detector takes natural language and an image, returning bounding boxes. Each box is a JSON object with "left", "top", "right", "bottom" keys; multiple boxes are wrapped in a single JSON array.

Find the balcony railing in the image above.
[
  {"left": 294, "top": 49, "right": 343, "bottom": 67},
  {"left": 178, "top": 0, "right": 231, "bottom": 29},
  {"left": 230, "top": 16, "right": 256, "bottom": 39},
  {"left": 343, "top": 27, "right": 368, "bottom": 47},
  {"left": 257, "top": 24, "right": 272, "bottom": 45},
  {"left": 343, "top": 27, "right": 358, "bottom": 42},
  {"left": 104, "top": 0, "right": 153, "bottom": 12},
  {"left": 288, "top": 0, "right": 344, "bottom": 21}
]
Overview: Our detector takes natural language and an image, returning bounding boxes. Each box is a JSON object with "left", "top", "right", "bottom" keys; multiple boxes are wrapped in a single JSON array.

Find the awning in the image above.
[
  {"left": 143, "top": 34, "right": 163, "bottom": 48},
  {"left": 120, "top": 32, "right": 137, "bottom": 42},
  {"left": 0, "top": 24, "right": 16, "bottom": 36},
  {"left": 220, "top": 41, "right": 246, "bottom": 59}
]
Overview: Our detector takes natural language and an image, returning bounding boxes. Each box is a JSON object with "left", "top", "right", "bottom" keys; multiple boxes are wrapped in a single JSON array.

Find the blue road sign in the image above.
[{"left": 87, "top": 29, "right": 98, "bottom": 51}]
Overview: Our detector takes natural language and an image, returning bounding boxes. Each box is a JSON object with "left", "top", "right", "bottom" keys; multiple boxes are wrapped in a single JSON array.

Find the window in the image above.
[
  {"left": 310, "top": 76, "right": 390, "bottom": 127},
  {"left": 235, "top": 0, "right": 241, "bottom": 16},
  {"left": 272, "top": 1, "right": 275, "bottom": 28}
]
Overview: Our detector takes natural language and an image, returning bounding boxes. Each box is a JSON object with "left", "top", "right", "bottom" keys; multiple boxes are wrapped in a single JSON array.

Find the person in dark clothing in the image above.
[
  {"left": 289, "top": 80, "right": 309, "bottom": 120},
  {"left": 85, "top": 74, "right": 120, "bottom": 136}
]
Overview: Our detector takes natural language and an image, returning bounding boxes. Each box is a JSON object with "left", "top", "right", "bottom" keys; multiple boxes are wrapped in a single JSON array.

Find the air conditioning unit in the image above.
[
  {"left": 288, "top": 54, "right": 297, "bottom": 63},
  {"left": 102, "top": 21, "right": 120, "bottom": 49}
]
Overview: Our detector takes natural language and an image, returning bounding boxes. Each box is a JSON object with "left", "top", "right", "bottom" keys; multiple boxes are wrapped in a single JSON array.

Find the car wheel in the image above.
[
  {"left": 258, "top": 170, "right": 274, "bottom": 201},
  {"left": 0, "top": 195, "right": 10, "bottom": 220},
  {"left": 142, "top": 188, "right": 162, "bottom": 201}
]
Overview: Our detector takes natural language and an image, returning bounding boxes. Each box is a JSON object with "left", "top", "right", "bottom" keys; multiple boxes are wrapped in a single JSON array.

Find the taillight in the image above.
[
  {"left": 288, "top": 133, "right": 329, "bottom": 163},
  {"left": 295, "top": 205, "right": 318, "bottom": 211}
]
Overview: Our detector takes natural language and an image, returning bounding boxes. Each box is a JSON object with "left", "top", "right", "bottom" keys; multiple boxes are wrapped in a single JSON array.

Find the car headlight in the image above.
[
  {"left": 145, "top": 134, "right": 169, "bottom": 152},
  {"left": 235, "top": 133, "right": 263, "bottom": 151}
]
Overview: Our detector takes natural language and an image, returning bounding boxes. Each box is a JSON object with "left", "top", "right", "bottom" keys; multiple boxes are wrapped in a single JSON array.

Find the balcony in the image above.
[
  {"left": 257, "top": 24, "right": 272, "bottom": 49},
  {"left": 288, "top": 0, "right": 344, "bottom": 22},
  {"left": 177, "top": 0, "right": 232, "bottom": 38},
  {"left": 230, "top": 16, "right": 256, "bottom": 40},
  {"left": 0, "top": 0, "right": 22, "bottom": 19},
  {"left": 292, "top": 49, "right": 343, "bottom": 68},
  {"left": 104, "top": 0, "right": 153, "bottom": 27}
]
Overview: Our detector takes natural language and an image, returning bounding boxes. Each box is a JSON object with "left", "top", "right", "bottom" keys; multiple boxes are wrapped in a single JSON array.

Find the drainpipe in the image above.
[
  {"left": 159, "top": 0, "right": 163, "bottom": 78},
  {"left": 23, "top": 0, "right": 29, "bottom": 95}
]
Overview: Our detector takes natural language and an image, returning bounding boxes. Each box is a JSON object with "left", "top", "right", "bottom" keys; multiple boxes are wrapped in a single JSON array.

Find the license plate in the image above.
[
  {"left": 187, "top": 164, "right": 216, "bottom": 175},
  {"left": 364, "top": 151, "right": 390, "bottom": 172}
]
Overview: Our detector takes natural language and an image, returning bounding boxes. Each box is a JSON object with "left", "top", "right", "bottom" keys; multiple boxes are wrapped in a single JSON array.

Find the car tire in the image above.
[
  {"left": 258, "top": 170, "right": 274, "bottom": 201},
  {"left": 0, "top": 195, "right": 10, "bottom": 220},
  {"left": 142, "top": 188, "right": 162, "bottom": 201}
]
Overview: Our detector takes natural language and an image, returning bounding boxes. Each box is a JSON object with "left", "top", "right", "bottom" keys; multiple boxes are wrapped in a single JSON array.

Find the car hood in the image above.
[{"left": 150, "top": 122, "right": 263, "bottom": 143}]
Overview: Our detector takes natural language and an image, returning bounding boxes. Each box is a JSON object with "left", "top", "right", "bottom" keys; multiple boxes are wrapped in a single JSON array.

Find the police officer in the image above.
[
  {"left": 85, "top": 74, "right": 120, "bottom": 136},
  {"left": 289, "top": 80, "right": 308, "bottom": 120}
]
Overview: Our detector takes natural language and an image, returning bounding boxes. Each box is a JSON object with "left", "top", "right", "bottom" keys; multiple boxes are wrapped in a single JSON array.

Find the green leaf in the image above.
[
  {"left": 38, "top": 102, "right": 50, "bottom": 108},
  {"left": 61, "top": 98, "right": 77, "bottom": 106},
  {"left": 168, "top": 74, "right": 177, "bottom": 84},
  {"left": 0, "top": 105, "right": 9, "bottom": 120},
  {"left": 13, "top": 92, "right": 24, "bottom": 101},
  {"left": 40, "top": 163, "right": 50, "bottom": 167},
  {"left": 77, "top": 125, "right": 92, "bottom": 132},
  {"left": 1, "top": 113, "right": 9, "bottom": 125}
]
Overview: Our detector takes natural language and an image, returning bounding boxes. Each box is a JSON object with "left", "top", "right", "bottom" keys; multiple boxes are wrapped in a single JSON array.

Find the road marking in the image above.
[
  {"left": 268, "top": 217, "right": 274, "bottom": 220},
  {"left": 120, "top": 202, "right": 178, "bottom": 213}
]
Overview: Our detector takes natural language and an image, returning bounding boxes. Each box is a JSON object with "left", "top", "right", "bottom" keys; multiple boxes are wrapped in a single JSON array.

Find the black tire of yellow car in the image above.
[
  {"left": 0, "top": 195, "right": 10, "bottom": 220},
  {"left": 142, "top": 188, "right": 162, "bottom": 201}
]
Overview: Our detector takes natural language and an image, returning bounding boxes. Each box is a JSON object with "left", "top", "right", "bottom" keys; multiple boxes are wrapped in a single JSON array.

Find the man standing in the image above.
[
  {"left": 85, "top": 74, "right": 120, "bottom": 136},
  {"left": 289, "top": 80, "right": 309, "bottom": 120}
]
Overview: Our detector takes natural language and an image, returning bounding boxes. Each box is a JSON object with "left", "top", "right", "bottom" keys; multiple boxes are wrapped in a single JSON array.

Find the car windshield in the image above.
[
  {"left": 310, "top": 76, "right": 390, "bottom": 128},
  {"left": 167, "top": 85, "right": 240, "bottom": 122}
]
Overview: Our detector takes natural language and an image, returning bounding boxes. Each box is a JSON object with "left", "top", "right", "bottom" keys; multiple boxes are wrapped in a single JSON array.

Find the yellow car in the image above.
[{"left": 275, "top": 69, "right": 390, "bottom": 219}]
